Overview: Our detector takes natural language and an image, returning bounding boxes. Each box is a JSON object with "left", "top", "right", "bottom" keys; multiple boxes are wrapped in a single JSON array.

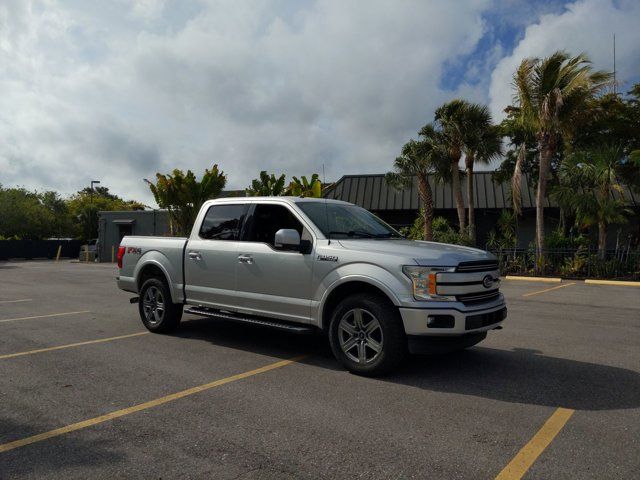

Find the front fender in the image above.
[{"left": 314, "top": 263, "right": 410, "bottom": 326}]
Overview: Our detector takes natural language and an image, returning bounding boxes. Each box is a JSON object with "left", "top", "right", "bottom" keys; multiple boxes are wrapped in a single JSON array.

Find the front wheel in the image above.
[
  {"left": 328, "top": 293, "right": 407, "bottom": 376},
  {"left": 138, "top": 278, "right": 183, "bottom": 333}
]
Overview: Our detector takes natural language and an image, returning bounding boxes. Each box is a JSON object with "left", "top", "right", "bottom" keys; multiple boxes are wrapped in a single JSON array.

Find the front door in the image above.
[
  {"left": 235, "top": 202, "right": 315, "bottom": 323},
  {"left": 184, "top": 203, "right": 248, "bottom": 309}
]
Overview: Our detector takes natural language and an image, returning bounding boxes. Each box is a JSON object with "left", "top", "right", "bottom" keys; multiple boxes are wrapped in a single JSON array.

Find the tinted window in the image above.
[
  {"left": 246, "top": 204, "right": 305, "bottom": 246},
  {"left": 199, "top": 204, "right": 246, "bottom": 240}
]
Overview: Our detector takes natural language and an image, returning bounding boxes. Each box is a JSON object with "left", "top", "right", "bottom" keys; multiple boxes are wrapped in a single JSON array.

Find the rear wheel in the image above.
[
  {"left": 328, "top": 293, "right": 406, "bottom": 376},
  {"left": 138, "top": 278, "right": 182, "bottom": 333}
]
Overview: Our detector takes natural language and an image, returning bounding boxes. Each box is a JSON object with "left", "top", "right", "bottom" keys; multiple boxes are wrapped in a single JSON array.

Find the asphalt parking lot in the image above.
[{"left": 1, "top": 261, "right": 639, "bottom": 479}]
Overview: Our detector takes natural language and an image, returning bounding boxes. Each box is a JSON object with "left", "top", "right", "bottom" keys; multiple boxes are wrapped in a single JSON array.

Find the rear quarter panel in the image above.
[{"left": 118, "top": 236, "right": 187, "bottom": 303}]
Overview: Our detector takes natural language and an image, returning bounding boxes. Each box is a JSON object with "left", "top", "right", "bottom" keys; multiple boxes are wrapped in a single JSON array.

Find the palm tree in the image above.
[
  {"left": 553, "top": 144, "right": 631, "bottom": 258},
  {"left": 432, "top": 100, "right": 469, "bottom": 233},
  {"left": 246, "top": 171, "right": 287, "bottom": 196},
  {"left": 286, "top": 174, "right": 322, "bottom": 197},
  {"left": 510, "top": 51, "right": 611, "bottom": 263},
  {"left": 148, "top": 164, "right": 227, "bottom": 236},
  {"left": 460, "top": 104, "right": 502, "bottom": 242},
  {"left": 386, "top": 130, "right": 448, "bottom": 240}
]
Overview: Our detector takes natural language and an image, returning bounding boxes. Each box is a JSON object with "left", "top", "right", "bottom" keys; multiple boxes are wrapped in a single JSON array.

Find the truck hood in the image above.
[{"left": 336, "top": 239, "right": 495, "bottom": 266}]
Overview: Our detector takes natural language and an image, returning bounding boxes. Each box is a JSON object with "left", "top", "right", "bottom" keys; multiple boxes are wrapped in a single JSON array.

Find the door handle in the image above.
[
  {"left": 238, "top": 254, "right": 253, "bottom": 264},
  {"left": 188, "top": 251, "right": 202, "bottom": 260}
]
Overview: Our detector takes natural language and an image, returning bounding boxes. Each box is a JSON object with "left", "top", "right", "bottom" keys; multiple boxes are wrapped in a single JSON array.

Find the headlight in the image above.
[{"left": 402, "top": 266, "right": 456, "bottom": 301}]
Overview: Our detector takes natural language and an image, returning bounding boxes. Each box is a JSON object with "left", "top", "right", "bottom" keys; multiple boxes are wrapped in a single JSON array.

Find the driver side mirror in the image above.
[{"left": 274, "top": 229, "right": 301, "bottom": 251}]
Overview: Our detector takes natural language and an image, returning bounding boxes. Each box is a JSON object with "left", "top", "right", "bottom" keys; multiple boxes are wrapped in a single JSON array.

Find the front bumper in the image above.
[{"left": 399, "top": 302, "right": 507, "bottom": 336}]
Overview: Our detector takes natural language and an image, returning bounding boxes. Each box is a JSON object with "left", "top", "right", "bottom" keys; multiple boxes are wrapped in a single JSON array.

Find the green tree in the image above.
[
  {"left": 67, "top": 187, "right": 144, "bottom": 240},
  {"left": 573, "top": 86, "right": 640, "bottom": 192},
  {"left": 386, "top": 129, "right": 448, "bottom": 241},
  {"left": 148, "top": 164, "right": 227, "bottom": 236},
  {"left": 553, "top": 144, "right": 635, "bottom": 258},
  {"left": 246, "top": 171, "right": 287, "bottom": 196},
  {"left": 0, "top": 186, "right": 57, "bottom": 239},
  {"left": 509, "top": 51, "right": 611, "bottom": 264},
  {"left": 40, "top": 191, "right": 74, "bottom": 237},
  {"left": 286, "top": 174, "right": 322, "bottom": 197},
  {"left": 432, "top": 100, "right": 468, "bottom": 233},
  {"left": 460, "top": 104, "right": 502, "bottom": 242}
]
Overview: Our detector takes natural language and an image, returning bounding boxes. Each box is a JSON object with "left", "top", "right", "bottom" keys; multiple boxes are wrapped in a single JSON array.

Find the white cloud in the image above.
[
  {"left": 489, "top": 0, "right": 640, "bottom": 120},
  {"left": 0, "top": 0, "right": 496, "bottom": 204},
  {"left": 2, "top": 0, "right": 636, "bottom": 206}
]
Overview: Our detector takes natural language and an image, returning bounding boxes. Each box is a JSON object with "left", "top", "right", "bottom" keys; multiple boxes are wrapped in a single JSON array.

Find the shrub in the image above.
[{"left": 406, "top": 211, "right": 473, "bottom": 246}]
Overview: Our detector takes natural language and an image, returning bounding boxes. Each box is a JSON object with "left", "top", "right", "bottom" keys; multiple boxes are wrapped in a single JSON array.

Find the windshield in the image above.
[{"left": 296, "top": 202, "right": 403, "bottom": 239}]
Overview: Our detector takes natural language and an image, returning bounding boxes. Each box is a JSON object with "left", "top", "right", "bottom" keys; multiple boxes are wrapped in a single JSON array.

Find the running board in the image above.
[{"left": 184, "top": 306, "right": 316, "bottom": 334}]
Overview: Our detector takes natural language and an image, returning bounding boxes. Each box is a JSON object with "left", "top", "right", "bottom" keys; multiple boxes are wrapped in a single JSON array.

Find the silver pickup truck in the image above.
[{"left": 117, "top": 197, "right": 506, "bottom": 375}]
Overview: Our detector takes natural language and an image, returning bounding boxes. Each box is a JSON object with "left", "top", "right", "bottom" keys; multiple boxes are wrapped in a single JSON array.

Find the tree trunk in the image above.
[
  {"left": 535, "top": 138, "right": 552, "bottom": 273},
  {"left": 598, "top": 221, "right": 606, "bottom": 260},
  {"left": 417, "top": 174, "right": 434, "bottom": 241},
  {"left": 451, "top": 159, "right": 466, "bottom": 233},
  {"left": 466, "top": 154, "right": 475, "bottom": 244}
]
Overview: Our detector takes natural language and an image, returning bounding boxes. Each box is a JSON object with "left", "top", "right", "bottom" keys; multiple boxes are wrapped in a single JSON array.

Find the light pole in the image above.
[{"left": 88, "top": 180, "right": 100, "bottom": 241}]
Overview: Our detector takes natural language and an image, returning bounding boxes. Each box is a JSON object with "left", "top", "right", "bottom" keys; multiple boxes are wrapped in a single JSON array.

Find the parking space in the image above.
[{"left": 1, "top": 261, "right": 639, "bottom": 479}]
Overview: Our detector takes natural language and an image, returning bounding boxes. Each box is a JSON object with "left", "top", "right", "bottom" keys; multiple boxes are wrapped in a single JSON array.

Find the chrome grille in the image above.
[
  {"left": 435, "top": 259, "right": 502, "bottom": 305},
  {"left": 456, "top": 260, "right": 499, "bottom": 272},
  {"left": 456, "top": 289, "right": 500, "bottom": 305}
]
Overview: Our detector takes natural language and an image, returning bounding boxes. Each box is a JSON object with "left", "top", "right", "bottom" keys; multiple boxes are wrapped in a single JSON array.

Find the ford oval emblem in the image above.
[{"left": 482, "top": 275, "right": 494, "bottom": 289}]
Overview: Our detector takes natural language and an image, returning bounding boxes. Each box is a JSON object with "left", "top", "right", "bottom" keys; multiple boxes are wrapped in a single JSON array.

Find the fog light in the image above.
[{"left": 426, "top": 315, "right": 455, "bottom": 328}]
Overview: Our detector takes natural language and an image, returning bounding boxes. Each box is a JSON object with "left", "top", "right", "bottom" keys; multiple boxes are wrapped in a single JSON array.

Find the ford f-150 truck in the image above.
[{"left": 117, "top": 197, "right": 506, "bottom": 375}]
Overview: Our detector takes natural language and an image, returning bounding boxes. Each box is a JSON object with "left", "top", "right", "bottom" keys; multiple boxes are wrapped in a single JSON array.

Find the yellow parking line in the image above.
[
  {"left": 0, "top": 310, "right": 90, "bottom": 324},
  {"left": 522, "top": 283, "right": 576, "bottom": 298},
  {"left": 0, "top": 355, "right": 307, "bottom": 453},
  {"left": 0, "top": 332, "right": 149, "bottom": 360},
  {"left": 495, "top": 407, "right": 575, "bottom": 480},
  {"left": 505, "top": 276, "right": 562, "bottom": 283},
  {"left": 584, "top": 279, "right": 640, "bottom": 287},
  {"left": 0, "top": 299, "right": 32, "bottom": 304}
]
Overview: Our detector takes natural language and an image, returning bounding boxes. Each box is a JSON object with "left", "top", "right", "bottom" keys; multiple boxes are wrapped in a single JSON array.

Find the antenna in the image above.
[
  {"left": 613, "top": 33, "right": 617, "bottom": 94},
  {"left": 323, "top": 163, "right": 331, "bottom": 244}
]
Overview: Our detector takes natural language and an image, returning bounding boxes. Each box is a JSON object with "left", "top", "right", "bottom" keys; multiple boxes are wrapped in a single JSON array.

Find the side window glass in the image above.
[
  {"left": 199, "top": 204, "right": 246, "bottom": 240},
  {"left": 247, "top": 204, "right": 305, "bottom": 247}
]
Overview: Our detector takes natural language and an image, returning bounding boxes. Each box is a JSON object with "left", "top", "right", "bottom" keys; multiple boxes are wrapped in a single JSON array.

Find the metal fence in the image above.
[
  {"left": 0, "top": 240, "right": 83, "bottom": 261},
  {"left": 490, "top": 248, "right": 640, "bottom": 280}
]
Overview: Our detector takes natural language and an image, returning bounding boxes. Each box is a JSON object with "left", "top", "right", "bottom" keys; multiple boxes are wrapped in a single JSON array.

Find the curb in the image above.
[
  {"left": 504, "top": 276, "right": 562, "bottom": 283},
  {"left": 584, "top": 279, "right": 640, "bottom": 287}
]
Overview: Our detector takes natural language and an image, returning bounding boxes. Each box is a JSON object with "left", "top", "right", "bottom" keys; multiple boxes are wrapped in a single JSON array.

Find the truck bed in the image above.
[{"left": 117, "top": 236, "right": 187, "bottom": 302}]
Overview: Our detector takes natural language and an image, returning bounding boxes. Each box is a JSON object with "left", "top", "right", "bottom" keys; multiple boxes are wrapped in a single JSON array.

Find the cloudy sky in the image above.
[{"left": 1, "top": 0, "right": 639, "bottom": 206}]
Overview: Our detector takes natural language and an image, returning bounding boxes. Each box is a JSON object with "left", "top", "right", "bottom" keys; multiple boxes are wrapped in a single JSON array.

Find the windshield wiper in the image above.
[
  {"left": 373, "top": 232, "right": 404, "bottom": 239},
  {"left": 328, "top": 230, "right": 376, "bottom": 238}
]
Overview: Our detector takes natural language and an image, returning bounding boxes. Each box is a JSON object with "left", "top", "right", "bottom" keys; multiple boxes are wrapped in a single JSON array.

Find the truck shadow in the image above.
[
  {"left": 175, "top": 317, "right": 640, "bottom": 412},
  {"left": 386, "top": 347, "right": 640, "bottom": 411}
]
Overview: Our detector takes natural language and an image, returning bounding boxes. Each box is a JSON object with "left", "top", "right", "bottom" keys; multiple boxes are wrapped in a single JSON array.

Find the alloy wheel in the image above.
[
  {"left": 338, "top": 308, "right": 384, "bottom": 364},
  {"left": 143, "top": 286, "right": 165, "bottom": 325}
]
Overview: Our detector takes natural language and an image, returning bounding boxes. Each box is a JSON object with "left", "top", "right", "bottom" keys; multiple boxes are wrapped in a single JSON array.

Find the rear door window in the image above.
[{"left": 199, "top": 204, "right": 247, "bottom": 240}]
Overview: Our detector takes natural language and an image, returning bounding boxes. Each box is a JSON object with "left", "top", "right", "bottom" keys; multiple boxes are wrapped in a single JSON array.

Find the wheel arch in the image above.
[
  {"left": 319, "top": 278, "right": 400, "bottom": 332},
  {"left": 136, "top": 260, "right": 177, "bottom": 303}
]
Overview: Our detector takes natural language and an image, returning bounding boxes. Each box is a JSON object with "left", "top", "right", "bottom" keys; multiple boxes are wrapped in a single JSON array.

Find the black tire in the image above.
[
  {"left": 138, "top": 277, "right": 183, "bottom": 333},
  {"left": 328, "top": 293, "right": 407, "bottom": 376}
]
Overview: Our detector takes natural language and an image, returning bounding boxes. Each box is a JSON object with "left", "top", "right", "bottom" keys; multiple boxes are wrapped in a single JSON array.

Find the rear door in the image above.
[
  {"left": 184, "top": 203, "right": 248, "bottom": 309},
  {"left": 235, "top": 202, "right": 315, "bottom": 323}
]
